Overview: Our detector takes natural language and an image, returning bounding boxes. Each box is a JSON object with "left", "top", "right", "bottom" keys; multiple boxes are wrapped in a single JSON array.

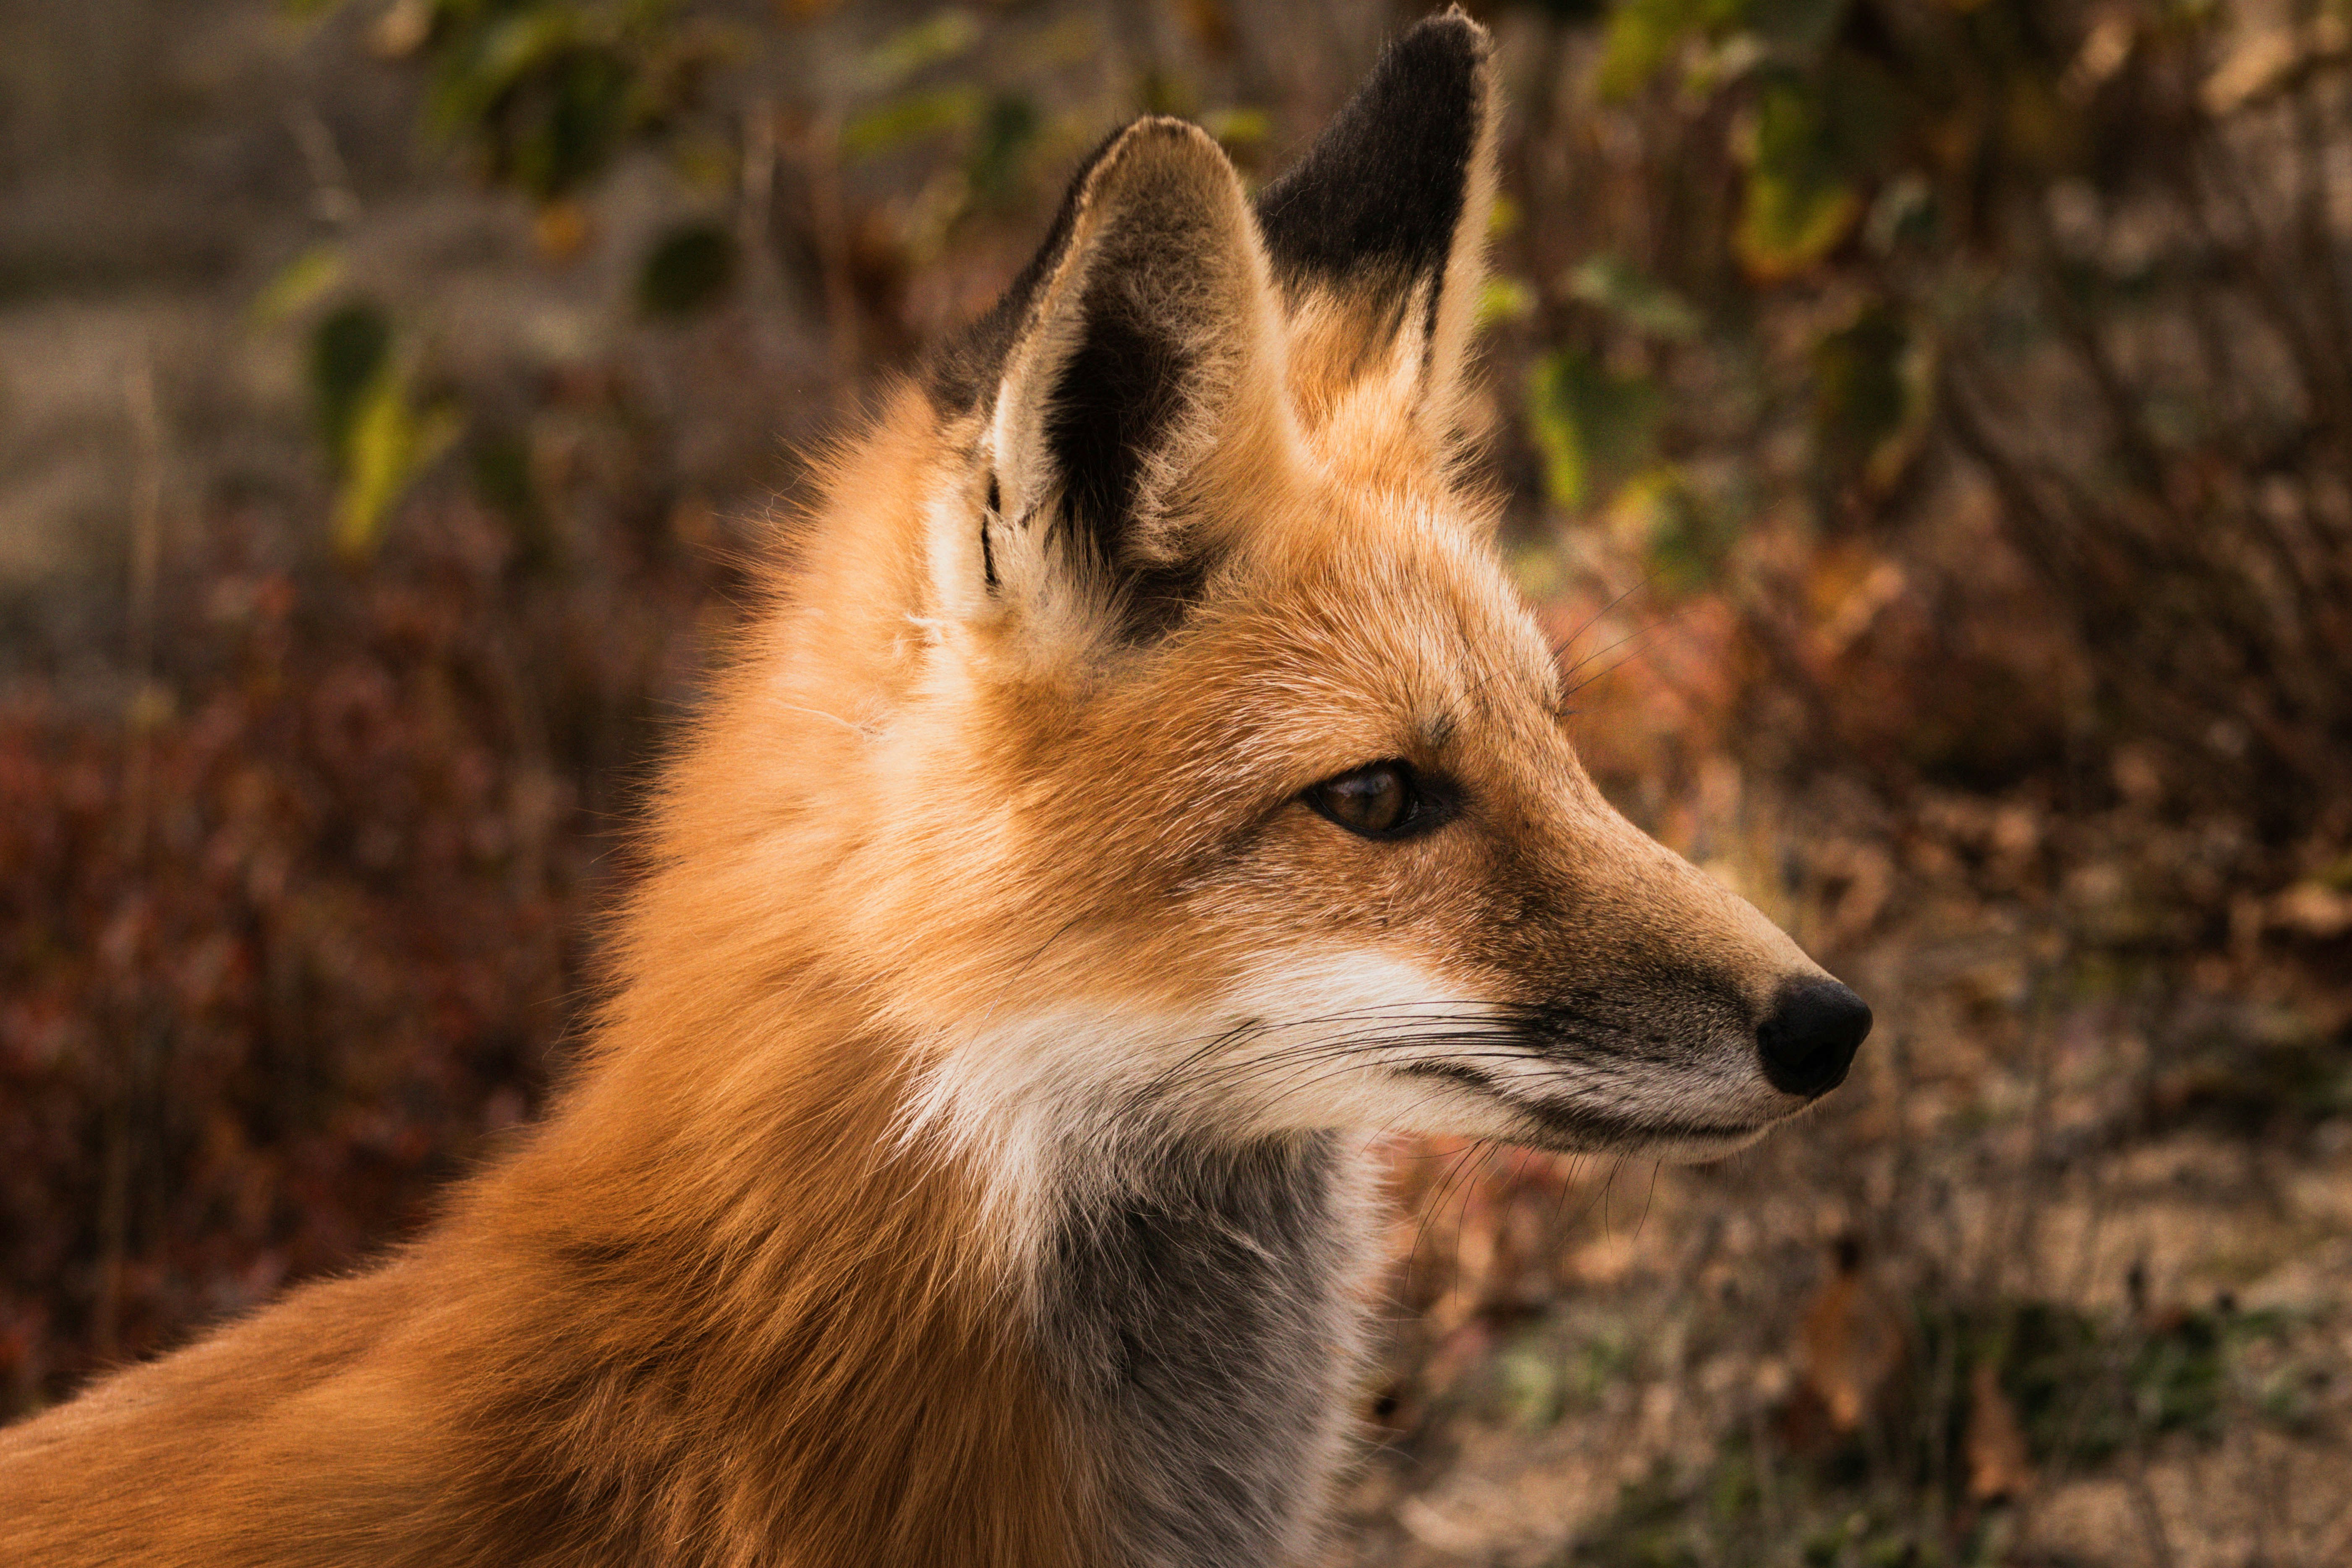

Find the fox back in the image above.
[{"left": 0, "top": 14, "right": 1869, "bottom": 1567}]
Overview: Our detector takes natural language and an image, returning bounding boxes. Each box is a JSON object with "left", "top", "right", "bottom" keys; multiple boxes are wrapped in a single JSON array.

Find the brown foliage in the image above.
[{"left": 0, "top": 500, "right": 714, "bottom": 1409}]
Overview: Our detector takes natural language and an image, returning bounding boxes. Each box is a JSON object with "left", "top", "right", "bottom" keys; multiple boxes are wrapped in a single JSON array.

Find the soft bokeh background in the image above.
[{"left": 5, "top": 1, "right": 2352, "bottom": 1561}]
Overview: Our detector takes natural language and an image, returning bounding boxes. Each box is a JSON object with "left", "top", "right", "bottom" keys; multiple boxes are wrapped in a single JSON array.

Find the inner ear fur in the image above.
[
  {"left": 1253, "top": 9, "right": 1499, "bottom": 452},
  {"left": 982, "top": 117, "right": 1292, "bottom": 643}
]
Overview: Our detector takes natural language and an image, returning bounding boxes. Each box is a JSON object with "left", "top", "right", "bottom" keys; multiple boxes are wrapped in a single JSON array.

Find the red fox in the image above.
[{"left": 0, "top": 12, "right": 1869, "bottom": 1565}]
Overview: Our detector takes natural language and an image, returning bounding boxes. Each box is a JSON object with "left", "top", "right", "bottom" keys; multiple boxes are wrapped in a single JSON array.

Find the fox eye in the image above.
[{"left": 1304, "top": 760, "right": 1443, "bottom": 840}]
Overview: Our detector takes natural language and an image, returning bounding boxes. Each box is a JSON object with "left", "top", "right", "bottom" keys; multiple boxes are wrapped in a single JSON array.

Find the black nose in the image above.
[{"left": 1756, "top": 978, "right": 1871, "bottom": 1098}]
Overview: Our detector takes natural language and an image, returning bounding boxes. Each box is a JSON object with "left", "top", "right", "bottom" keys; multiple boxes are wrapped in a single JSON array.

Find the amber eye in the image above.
[{"left": 1304, "top": 760, "right": 1442, "bottom": 840}]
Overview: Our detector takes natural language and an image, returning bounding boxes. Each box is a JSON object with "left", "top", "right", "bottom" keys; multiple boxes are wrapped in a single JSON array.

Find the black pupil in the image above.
[{"left": 1325, "top": 766, "right": 1407, "bottom": 833}]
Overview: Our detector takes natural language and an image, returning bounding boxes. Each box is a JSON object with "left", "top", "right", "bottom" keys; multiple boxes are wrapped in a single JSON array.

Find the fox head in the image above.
[{"left": 663, "top": 14, "right": 1867, "bottom": 1224}]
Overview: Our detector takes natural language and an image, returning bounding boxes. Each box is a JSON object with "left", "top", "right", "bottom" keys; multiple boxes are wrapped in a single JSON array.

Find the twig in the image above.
[
  {"left": 2127, "top": 1469, "right": 2180, "bottom": 1568},
  {"left": 97, "top": 348, "right": 167, "bottom": 1363},
  {"left": 798, "top": 115, "right": 861, "bottom": 380}
]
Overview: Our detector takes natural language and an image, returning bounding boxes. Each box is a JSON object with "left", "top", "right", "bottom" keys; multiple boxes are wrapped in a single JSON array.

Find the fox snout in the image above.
[{"left": 1411, "top": 781, "right": 1876, "bottom": 1157}]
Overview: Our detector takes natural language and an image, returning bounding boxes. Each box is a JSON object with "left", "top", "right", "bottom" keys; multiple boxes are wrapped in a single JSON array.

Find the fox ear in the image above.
[
  {"left": 962, "top": 118, "right": 1291, "bottom": 645},
  {"left": 1254, "top": 10, "right": 1499, "bottom": 454}
]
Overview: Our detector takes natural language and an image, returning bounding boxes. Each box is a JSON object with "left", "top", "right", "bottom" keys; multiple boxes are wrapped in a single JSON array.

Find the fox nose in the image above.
[{"left": 1756, "top": 978, "right": 1871, "bottom": 1098}]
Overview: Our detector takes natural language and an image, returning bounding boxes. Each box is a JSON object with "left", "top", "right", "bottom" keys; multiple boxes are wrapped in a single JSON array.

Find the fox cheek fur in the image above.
[{"left": 0, "top": 11, "right": 1866, "bottom": 1568}]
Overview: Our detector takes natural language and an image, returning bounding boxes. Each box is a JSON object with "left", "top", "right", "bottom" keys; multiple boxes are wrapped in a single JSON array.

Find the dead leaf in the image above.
[
  {"left": 2203, "top": 18, "right": 2349, "bottom": 116},
  {"left": 1797, "top": 1236, "right": 1908, "bottom": 1432},
  {"left": 533, "top": 202, "right": 593, "bottom": 264},
  {"left": 1967, "top": 1359, "right": 2034, "bottom": 1501},
  {"left": 2272, "top": 882, "right": 2352, "bottom": 939}
]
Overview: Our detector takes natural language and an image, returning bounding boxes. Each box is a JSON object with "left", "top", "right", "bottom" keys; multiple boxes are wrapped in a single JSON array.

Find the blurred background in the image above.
[{"left": 4, "top": 0, "right": 2351, "bottom": 1560}]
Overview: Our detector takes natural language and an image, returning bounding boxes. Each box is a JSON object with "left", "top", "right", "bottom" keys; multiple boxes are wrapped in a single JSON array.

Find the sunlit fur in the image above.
[{"left": 0, "top": 14, "right": 1850, "bottom": 1566}]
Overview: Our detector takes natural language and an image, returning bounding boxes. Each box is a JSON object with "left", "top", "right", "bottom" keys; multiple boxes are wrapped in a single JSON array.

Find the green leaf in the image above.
[
  {"left": 1735, "top": 76, "right": 1862, "bottom": 278},
  {"left": 1526, "top": 348, "right": 1663, "bottom": 511},
  {"left": 310, "top": 300, "right": 393, "bottom": 470},
  {"left": 469, "top": 428, "right": 547, "bottom": 560},
  {"left": 1610, "top": 468, "right": 1735, "bottom": 593},
  {"left": 1566, "top": 254, "right": 1702, "bottom": 341},
  {"left": 1746, "top": 0, "right": 1850, "bottom": 62},
  {"left": 250, "top": 245, "right": 346, "bottom": 328},
  {"left": 1598, "top": 0, "right": 1709, "bottom": 101},
  {"left": 965, "top": 93, "right": 1041, "bottom": 206},
  {"left": 1812, "top": 303, "right": 1931, "bottom": 491},
  {"left": 637, "top": 221, "right": 736, "bottom": 318},
  {"left": 333, "top": 372, "right": 460, "bottom": 562},
  {"left": 1478, "top": 277, "right": 1538, "bottom": 332},
  {"left": 841, "top": 86, "right": 984, "bottom": 159},
  {"left": 860, "top": 9, "right": 980, "bottom": 92},
  {"left": 419, "top": 0, "right": 708, "bottom": 203},
  {"left": 1200, "top": 105, "right": 1271, "bottom": 152},
  {"left": 1488, "top": 191, "right": 1521, "bottom": 239},
  {"left": 1491, "top": 1335, "right": 1567, "bottom": 1428}
]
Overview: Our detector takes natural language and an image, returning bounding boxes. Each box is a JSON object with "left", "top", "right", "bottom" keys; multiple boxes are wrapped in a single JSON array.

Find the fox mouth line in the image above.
[{"left": 1393, "top": 1060, "right": 1765, "bottom": 1152}]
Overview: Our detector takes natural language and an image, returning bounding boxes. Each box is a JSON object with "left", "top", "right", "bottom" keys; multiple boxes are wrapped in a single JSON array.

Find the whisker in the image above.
[
  {"left": 1560, "top": 604, "right": 1696, "bottom": 702},
  {"left": 1632, "top": 1158, "right": 1662, "bottom": 1244},
  {"left": 1132, "top": 1032, "right": 1552, "bottom": 1106},
  {"left": 1547, "top": 1152, "right": 1589, "bottom": 1239},
  {"left": 1406, "top": 1141, "right": 1485, "bottom": 1283},
  {"left": 1549, "top": 567, "right": 1659, "bottom": 668},
  {"left": 1130, "top": 1045, "right": 1500, "bottom": 1115},
  {"left": 1443, "top": 1141, "right": 1492, "bottom": 1288},
  {"left": 1123, "top": 1006, "right": 1524, "bottom": 1103}
]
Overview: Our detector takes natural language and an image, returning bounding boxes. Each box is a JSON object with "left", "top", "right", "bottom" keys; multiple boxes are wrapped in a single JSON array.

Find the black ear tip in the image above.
[
  {"left": 1386, "top": 6, "right": 1494, "bottom": 76},
  {"left": 1402, "top": 6, "right": 1492, "bottom": 51},
  {"left": 1354, "top": 9, "right": 1493, "bottom": 130},
  {"left": 1253, "top": 7, "right": 1497, "bottom": 301}
]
